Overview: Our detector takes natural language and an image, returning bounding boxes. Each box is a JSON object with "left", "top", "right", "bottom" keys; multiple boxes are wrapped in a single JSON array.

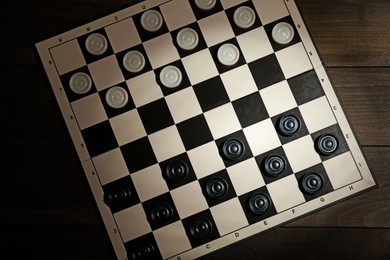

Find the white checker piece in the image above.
[
  {"left": 131, "top": 164, "right": 169, "bottom": 202},
  {"left": 171, "top": 181, "right": 209, "bottom": 219},
  {"left": 142, "top": 34, "right": 180, "bottom": 69},
  {"left": 204, "top": 103, "right": 242, "bottom": 139},
  {"left": 92, "top": 148, "right": 129, "bottom": 185},
  {"left": 88, "top": 55, "right": 124, "bottom": 91},
  {"left": 165, "top": 87, "right": 203, "bottom": 123},
  {"left": 267, "top": 174, "right": 305, "bottom": 213},
  {"left": 50, "top": 39, "right": 86, "bottom": 75},
  {"left": 227, "top": 158, "right": 265, "bottom": 196},
  {"left": 210, "top": 198, "right": 248, "bottom": 236},
  {"left": 114, "top": 204, "right": 151, "bottom": 242},
  {"left": 71, "top": 93, "right": 107, "bottom": 130},
  {"left": 182, "top": 49, "right": 219, "bottom": 85},
  {"left": 127, "top": 71, "right": 164, "bottom": 107},
  {"left": 237, "top": 27, "right": 274, "bottom": 63},
  {"left": 221, "top": 65, "right": 258, "bottom": 101},
  {"left": 148, "top": 125, "right": 186, "bottom": 162},
  {"left": 160, "top": 0, "right": 196, "bottom": 30},
  {"left": 105, "top": 17, "right": 141, "bottom": 53},
  {"left": 109, "top": 109, "right": 146, "bottom": 146},
  {"left": 154, "top": 221, "right": 192, "bottom": 259},
  {"left": 198, "top": 11, "right": 235, "bottom": 47},
  {"left": 243, "top": 119, "right": 281, "bottom": 156}
]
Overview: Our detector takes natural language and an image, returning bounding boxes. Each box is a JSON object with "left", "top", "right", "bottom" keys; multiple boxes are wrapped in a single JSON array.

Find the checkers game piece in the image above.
[
  {"left": 176, "top": 28, "right": 199, "bottom": 50},
  {"left": 123, "top": 50, "right": 146, "bottom": 73},
  {"left": 69, "top": 72, "right": 92, "bottom": 94},
  {"left": 35, "top": 0, "right": 376, "bottom": 259}
]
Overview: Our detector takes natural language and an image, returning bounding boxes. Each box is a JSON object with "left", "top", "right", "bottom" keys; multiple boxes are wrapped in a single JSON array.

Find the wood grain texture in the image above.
[
  {"left": 0, "top": 0, "right": 388, "bottom": 259},
  {"left": 297, "top": 0, "right": 390, "bottom": 67}
]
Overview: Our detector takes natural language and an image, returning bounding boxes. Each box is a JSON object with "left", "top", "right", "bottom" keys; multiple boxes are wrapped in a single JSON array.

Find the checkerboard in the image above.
[{"left": 35, "top": 0, "right": 376, "bottom": 259}]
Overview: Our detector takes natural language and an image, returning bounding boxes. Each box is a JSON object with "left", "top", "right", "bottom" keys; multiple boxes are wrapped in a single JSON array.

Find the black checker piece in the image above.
[{"left": 103, "top": 175, "right": 140, "bottom": 214}]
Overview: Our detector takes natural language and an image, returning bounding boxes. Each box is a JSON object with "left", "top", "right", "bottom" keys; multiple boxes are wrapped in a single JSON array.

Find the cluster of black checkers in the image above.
[{"left": 104, "top": 112, "right": 339, "bottom": 259}]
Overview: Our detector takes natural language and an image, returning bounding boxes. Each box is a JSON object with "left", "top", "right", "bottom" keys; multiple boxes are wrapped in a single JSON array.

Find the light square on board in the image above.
[
  {"left": 50, "top": 39, "right": 86, "bottom": 75},
  {"left": 220, "top": 0, "right": 247, "bottom": 9},
  {"left": 105, "top": 17, "right": 141, "bottom": 53},
  {"left": 187, "top": 142, "right": 225, "bottom": 179},
  {"left": 114, "top": 204, "right": 151, "bottom": 242},
  {"left": 71, "top": 93, "right": 107, "bottom": 130},
  {"left": 237, "top": 27, "right": 274, "bottom": 63},
  {"left": 165, "top": 87, "right": 202, "bottom": 124},
  {"left": 109, "top": 109, "right": 146, "bottom": 146},
  {"left": 170, "top": 181, "right": 209, "bottom": 219},
  {"left": 220, "top": 65, "right": 258, "bottom": 101},
  {"left": 283, "top": 135, "right": 322, "bottom": 173},
  {"left": 260, "top": 80, "right": 297, "bottom": 117},
  {"left": 182, "top": 49, "right": 219, "bottom": 85},
  {"left": 143, "top": 34, "right": 180, "bottom": 69},
  {"left": 148, "top": 125, "right": 186, "bottom": 162},
  {"left": 299, "top": 96, "right": 337, "bottom": 134},
  {"left": 266, "top": 174, "right": 305, "bottom": 213},
  {"left": 323, "top": 152, "right": 362, "bottom": 190},
  {"left": 131, "top": 164, "right": 169, "bottom": 202},
  {"left": 127, "top": 71, "right": 164, "bottom": 108},
  {"left": 253, "top": 0, "right": 289, "bottom": 25},
  {"left": 275, "top": 43, "right": 313, "bottom": 79},
  {"left": 227, "top": 158, "right": 265, "bottom": 196},
  {"left": 154, "top": 222, "right": 192, "bottom": 259},
  {"left": 210, "top": 198, "right": 248, "bottom": 236},
  {"left": 197, "top": 11, "right": 235, "bottom": 47},
  {"left": 88, "top": 55, "right": 125, "bottom": 91},
  {"left": 243, "top": 119, "right": 281, "bottom": 156},
  {"left": 160, "top": 0, "right": 196, "bottom": 31},
  {"left": 92, "top": 148, "right": 129, "bottom": 186},
  {"left": 204, "top": 103, "right": 242, "bottom": 139}
]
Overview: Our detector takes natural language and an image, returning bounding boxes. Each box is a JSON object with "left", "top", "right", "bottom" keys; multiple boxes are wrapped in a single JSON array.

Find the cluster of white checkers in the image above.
[{"left": 35, "top": 0, "right": 375, "bottom": 259}]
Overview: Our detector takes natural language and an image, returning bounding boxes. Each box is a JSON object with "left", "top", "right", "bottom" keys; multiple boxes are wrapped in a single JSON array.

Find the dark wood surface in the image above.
[{"left": 1, "top": 0, "right": 389, "bottom": 259}]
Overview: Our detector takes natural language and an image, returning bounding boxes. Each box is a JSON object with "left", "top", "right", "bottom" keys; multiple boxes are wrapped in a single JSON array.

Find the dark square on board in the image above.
[
  {"left": 81, "top": 120, "right": 118, "bottom": 158},
  {"left": 248, "top": 54, "right": 285, "bottom": 90},
  {"left": 138, "top": 98, "right": 174, "bottom": 134},
  {"left": 193, "top": 76, "right": 230, "bottom": 112},
  {"left": 176, "top": 114, "right": 214, "bottom": 150}
]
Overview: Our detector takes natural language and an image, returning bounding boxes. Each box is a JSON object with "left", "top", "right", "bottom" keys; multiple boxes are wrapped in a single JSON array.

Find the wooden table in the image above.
[{"left": 0, "top": 0, "right": 389, "bottom": 259}]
